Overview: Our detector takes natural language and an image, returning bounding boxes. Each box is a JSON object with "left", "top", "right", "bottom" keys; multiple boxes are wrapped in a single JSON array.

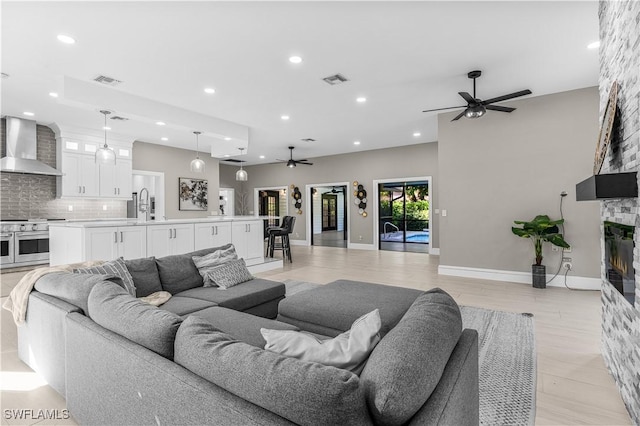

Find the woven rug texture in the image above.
[{"left": 282, "top": 280, "right": 536, "bottom": 425}]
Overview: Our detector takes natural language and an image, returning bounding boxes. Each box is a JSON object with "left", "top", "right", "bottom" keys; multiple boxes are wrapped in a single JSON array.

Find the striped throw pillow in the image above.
[
  {"left": 73, "top": 257, "right": 136, "bottom": 296},
  {"left": 192, "top": 245, "right": 238, "bottom": 287}
]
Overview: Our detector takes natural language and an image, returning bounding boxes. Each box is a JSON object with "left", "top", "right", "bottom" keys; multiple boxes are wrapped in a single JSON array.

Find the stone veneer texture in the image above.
[
  {"left": 0, "top": 120, "right": 127, "bottom": 220},
  {"left": 599, "top": 0, "right": 640, "bottom": 423}
]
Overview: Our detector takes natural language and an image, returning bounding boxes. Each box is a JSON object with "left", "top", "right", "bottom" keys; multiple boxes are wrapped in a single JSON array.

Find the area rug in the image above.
[{"left": 282, "top": 280, "right": 536, "bottom": 425}]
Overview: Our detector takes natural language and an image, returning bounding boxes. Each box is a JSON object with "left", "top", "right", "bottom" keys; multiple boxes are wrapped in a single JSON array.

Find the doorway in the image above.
[
  {"left": 377, "top": 180, "right": 430, "bottom": 253},
  {"left": 255, "top": 187, "right": 288, "bottom": 238},
  {"left": 310, "top": 185, "right": 348, "bottom": 248}
]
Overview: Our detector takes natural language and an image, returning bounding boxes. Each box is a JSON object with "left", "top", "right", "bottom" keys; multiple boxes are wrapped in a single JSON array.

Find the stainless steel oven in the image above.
[
  {"left": 0, "top": 232, "right": 14, "bottom": 265},
  {"left": 14, "top": 230, "right": 50, "bottom": 263},
  {"left": 0, "top": 220, "right": 52, "bottom": 269}
]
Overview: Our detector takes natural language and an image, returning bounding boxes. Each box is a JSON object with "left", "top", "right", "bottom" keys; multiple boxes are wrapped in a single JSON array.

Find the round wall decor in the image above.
[
  {"left": 291, "top": 185, "right": 303, "bottom": 214},
  {"left": 354, "top": 181, "right": 368, "bottom": 217}
]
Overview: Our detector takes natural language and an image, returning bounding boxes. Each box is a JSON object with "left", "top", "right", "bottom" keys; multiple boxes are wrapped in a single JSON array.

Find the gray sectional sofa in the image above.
[{"left": 17, "top": 244, "right": 479, "bottom": 426}]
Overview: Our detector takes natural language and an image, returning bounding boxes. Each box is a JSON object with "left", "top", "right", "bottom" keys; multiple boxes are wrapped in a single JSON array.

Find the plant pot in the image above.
[{"left": 532, "top": 264, "right": 546, "bottom": 289}]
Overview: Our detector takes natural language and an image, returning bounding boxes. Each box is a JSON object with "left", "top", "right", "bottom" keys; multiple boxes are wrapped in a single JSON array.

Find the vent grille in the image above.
[
  {"left": 223, "top": 158, "right": 244, "bottom": 163},
  {"left": 1, "top": 73, "right": 9, "bottom": 79},
  {"left": 110, "top": 116, "right": 129, "bottom": 121},
  {"left": 301, "top": 138, "right": 316, "bottom": 142},
  {"left": 93, "top": 75, "right": 123, "bottom": 86},
  {"left": 322, "top": 73, "right": 349, "bottom": 85}
]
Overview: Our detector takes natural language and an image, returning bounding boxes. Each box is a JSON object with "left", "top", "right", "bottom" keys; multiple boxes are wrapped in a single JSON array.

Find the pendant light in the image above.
[
  {"left": 95, "top": 110, "right": 116, "bottom": 164},
  {"left": 190, "top": 131, "right": 205, "bottom": 173},
  {"left": 235, "top": 147, "right": 248, "bottom": 181}
]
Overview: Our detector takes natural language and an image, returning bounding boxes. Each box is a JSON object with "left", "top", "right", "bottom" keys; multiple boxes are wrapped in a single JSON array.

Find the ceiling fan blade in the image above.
[
  {"left": 422, "top": 105, "right": 467, "bottom": 113},
  {"left": 481, "top": 89, "right": 532, "bottom": 105},
  {"left": 451, "top": 109, "right": 468, "bottom": 121},
  {"left": 296, "top": 159, "right": 308, "bottom": 162},
  {"left": 485, "top": 105, "right": 516, "bottom": 113},
  {"left": 275, "top": 159, "right": 287, "bottom": 162},
  {"left": 458, "top": 92, "right": 475, "bottom": 104},
  {"left": 297, "top": 161, "right": 313, "bottom": 165}
]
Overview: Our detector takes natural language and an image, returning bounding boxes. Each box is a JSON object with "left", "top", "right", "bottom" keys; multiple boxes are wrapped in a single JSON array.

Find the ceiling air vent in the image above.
[
  {"left": 110, "top": 116, "right": 129, "bottom": 121},
  {"left": 1, "top": 73, "right": 9, "bottom": 79},
  {"left": 93, "top": 75, "right": 123, "bottom": 86},
  {"left": 322, "top": 74, "right": 349, "bottom": 86},
  {"left": 301, "top": 138, "right": 316, "bottom": 143},
  {"left": 223, "top": 158, "right": 243, "bottom": 163}
]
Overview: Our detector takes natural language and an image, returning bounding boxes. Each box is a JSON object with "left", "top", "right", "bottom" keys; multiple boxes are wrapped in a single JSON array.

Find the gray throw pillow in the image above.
[
  {"left": 87, "top": 281, "right": 183, "bottom": 359},
  {"left": 124, "top": 256, "right": 162, "bottom": 297},
  {"left": 360, "top": 288, "right": 463, "bottom": 425},
  {"left": 73, "top": 257, "right": 136, "bottom": 296},
  {"left": 205, "top": 258, "right": 253, "bottom": 289},
  {"left": 192, "top": 245, "right": 238, "bottom": 287},
  {"left": 174, "top": 316, "right": 370, "bottom": 425}
]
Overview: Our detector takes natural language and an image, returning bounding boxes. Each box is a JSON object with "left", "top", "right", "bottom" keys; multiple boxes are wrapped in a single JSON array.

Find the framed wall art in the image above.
[
  {"left": 593, "top": 80, "right": 618, "bottom": 175},
  {"left": 179, "top": 177, "right": 208, "bottom": 211}
]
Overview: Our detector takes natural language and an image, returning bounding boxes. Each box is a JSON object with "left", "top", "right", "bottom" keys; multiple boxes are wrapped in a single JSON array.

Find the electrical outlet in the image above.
[
  {"left": 564, "top": 246, "right": 572, "bottom": 253},
  {"left": 552, "top": 246, "right": 559, "bottom": 252},
  {"left": 562, "top": 256, "right": 572, "bottom": 262},
  {"left": 563, "top": 261, "right": 572, "bottom": 270}
]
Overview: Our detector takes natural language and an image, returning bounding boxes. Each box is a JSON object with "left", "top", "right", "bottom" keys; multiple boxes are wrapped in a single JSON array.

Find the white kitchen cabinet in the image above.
[
  {"left": 99, "top": 159, "right": 132, "bottom": 199},
  {"left": 232, "top": 220, "right": 263, "bottom": 264},
  {"left": 59, "top": 152, "right": 100, "bottom": 197},
  {"left": 85, "top": 226, "right": 147, "bottom": 261},
  {"left": 194, "top": 222, "right": 232, "bottom": 251},
  {"left": 147, "top": 223, "right": 195, "bottom": 258}
]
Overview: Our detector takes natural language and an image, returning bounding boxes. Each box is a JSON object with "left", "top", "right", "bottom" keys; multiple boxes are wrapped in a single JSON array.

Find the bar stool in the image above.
[{"left": 267, "top": 216, "right": 295, "bottom": 262}]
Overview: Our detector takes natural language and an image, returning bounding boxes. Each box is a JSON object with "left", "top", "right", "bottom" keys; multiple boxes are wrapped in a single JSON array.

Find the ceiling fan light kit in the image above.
[
  {"left": 277, "top": 146, "right": 313, "bottom": 168},
  {"left": 422, "top": 70, "right": 532, "bottom": 121}
]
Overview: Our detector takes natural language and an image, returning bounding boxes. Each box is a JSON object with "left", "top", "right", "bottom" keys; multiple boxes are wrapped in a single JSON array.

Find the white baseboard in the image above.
[
  {"left": 429, "top": 248, "right": 440, "bottom": 255},
  {"left": 248, "top": 258, "right": 283, "bottom": 273},
  {"left": 438, "top": 264, "right": 602, "bottom": 290},
  {"left": 348, "top": 243, "right": 377, "bottom": 250},
  {"left": 289, "top": 239, "right": 308, "bottom": 246}
]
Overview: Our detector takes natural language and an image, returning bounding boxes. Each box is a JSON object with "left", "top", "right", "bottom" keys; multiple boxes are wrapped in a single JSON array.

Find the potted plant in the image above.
[{"left": 512, "top": 215, "right": 570, "bottom": 288}]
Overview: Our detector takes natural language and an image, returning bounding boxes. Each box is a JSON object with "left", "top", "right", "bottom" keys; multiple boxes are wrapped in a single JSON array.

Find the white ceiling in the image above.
[{"left": 1, "top": 1, "right": 599, "bottom": 165}]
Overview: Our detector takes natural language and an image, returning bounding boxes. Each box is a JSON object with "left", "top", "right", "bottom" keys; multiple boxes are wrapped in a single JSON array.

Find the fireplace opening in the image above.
[{"left": 604, "top": 221, "right": 636, "bottom": 305}]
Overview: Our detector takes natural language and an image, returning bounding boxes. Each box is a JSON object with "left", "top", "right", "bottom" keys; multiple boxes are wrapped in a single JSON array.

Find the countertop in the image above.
[{"left": 49, "top": 216, "right": 274, "bottom": 228}]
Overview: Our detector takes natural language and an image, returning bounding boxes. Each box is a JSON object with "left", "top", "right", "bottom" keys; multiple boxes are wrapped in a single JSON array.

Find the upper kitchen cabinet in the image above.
[{"left": 52, "top": 124, "right": 135, "bottom": 200}]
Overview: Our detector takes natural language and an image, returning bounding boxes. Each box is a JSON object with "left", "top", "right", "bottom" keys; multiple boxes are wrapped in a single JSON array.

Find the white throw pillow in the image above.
[
  {"left": 261, "top": 309, "right": 382, "bottom": 374},
  {"left": 192, "top": 245, "right": 238, "bottom": 287}
]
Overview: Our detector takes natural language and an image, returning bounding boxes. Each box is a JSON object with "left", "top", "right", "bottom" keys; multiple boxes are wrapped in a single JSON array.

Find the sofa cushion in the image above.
[
  {"left": 262, "top": 309, "right": 381, "bottom": 374},
  {"left": 205, "top": 258, "right": 254, "bottom": 289},
  {"left": 277, "top": 279, "right": 422, "bottom": 337},
  {"left": 176, "top": 278, "right": 285, "bottom": 312},
  {"left": 156, "top": 244, "right": 233, "bottom": 294},
  {"left": 87, "top": 281, "right": 183, "bottom": 359},
  {"left": 124, "top": 257, "right": 162, "bottom": 297},
  {"left": 360, "top": 288, "right": 463, "bottom": 426},
  {"left": 73, "top": 257, "right": 136, "bottom": 296},
  {"left": 34, "top": 272, "right": 124, "bottom": 314},
  {"left": 191, "top": 306, "right": 300, "bottom": 347},
  {"left": 174, "top": 316, "right": 371, "bottom": 426},
  {"left": 192, "top": 245, "right": 238, "bottom": 287},
  {"left": 158, "top": 296, "right": 218, "bottom": 316}
]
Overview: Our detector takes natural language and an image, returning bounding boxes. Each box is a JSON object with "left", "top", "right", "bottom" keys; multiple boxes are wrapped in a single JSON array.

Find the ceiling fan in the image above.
[
  {"left": 277, "top": 146, "right": 313, "bottom": 168},
  {"left": 422, "top": 70, "right": 532, "bottom": 121},
  {"left": 323, "top": 186, "right": 344, "bottom": 194}
]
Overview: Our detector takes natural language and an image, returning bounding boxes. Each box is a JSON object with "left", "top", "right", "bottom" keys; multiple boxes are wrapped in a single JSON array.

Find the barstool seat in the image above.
[{"left": 266, "top": 216, "right": 295, "bottom": 262}]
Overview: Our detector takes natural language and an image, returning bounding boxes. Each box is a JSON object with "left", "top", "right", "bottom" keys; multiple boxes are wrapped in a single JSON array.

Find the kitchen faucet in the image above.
[{"left": 139, "top": 188, "right": 150, "bottom": 221}]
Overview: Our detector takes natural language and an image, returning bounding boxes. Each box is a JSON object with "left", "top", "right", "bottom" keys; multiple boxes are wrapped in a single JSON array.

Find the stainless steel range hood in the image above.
[{"left": 1, "top": 117, "right": 63, "bottom": 176}]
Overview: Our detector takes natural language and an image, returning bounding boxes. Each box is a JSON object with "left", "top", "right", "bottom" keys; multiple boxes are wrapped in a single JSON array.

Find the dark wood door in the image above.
[
  {"left": 322, "top": 194, "right": 337, "bottom": 231},
  {"left": 259, "top": 190, "right": 280, "bottom": 237}
]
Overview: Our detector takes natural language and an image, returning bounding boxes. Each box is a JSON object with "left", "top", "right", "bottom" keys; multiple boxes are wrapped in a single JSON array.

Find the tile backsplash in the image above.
[{"left": 0, "top": 120, "right": 127, "bottom": 220}]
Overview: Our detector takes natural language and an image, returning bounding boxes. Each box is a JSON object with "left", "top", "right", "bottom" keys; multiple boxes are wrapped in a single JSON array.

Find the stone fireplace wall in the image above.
[{"left": 599, "top": 0, "right": 640, "bottom": 423}]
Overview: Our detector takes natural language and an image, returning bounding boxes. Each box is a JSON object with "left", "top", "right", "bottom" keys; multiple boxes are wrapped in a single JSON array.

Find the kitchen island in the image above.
[{"left": 49, "top": 216, "right": 282, "bottom": 272}]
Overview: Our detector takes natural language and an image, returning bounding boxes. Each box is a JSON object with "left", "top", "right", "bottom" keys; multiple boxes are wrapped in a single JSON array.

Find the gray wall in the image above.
[
  {"left": 438, "top": 87, "right": 601, "bottom": 278},
  {"left": 598, "top": 0, "right": 640, "bottom": 422},
  {"left": 133, "top": 141, "right": 220, "bottom": 219},
  {"left": 224, "top": 143, "right": 439, "bottom": 246}
]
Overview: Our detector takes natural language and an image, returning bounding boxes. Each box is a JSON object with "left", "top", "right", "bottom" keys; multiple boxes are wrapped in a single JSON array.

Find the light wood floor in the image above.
[{"left": 1, "top": 246, "right": 632, "bottom": 425}]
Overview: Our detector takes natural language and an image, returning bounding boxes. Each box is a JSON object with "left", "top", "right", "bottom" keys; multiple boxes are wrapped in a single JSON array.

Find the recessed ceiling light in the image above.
[
  {"left": 49, "top": 92, "right": 59, "bottom": 98},
  {"left": 224, "top": 137, "right": 231, "bottom": 141},
  {"left": 356, "top": 97, "right": 367, "bottom": 103},
  {"left": 204, "top": 87, "right": 216, "bottom": 94},
  {"left": 23, "top": 111, "right": 34, "bottom": 117},
  {"left": 259, "top": 155, "right": 265, "bottom": 159},
  {"left": 57, "top": 34, "right": 76, "bottom": 44},
  {"left": 156, "top": 121, "right": 166, "bottom": 126},
  {"left": 103, "top": 126, "right": 111, "bottom": 130},
  {"left": 587, "top": 40, "right": 601, "bottom": 49},
  {"left": 413, "top": 132, "right": 421, "bottom": 137},
  {"left": 161, "top": 137, "right": 168, "bottom": 141},
  {"left": 224, "top": 154, "right": 230, "bottom": 158},
  {"left": 353, "top": 141, "right": 361, "bottom": 145},
  {"left": 281, "top": 115, "right": 290, "bottom": 120},
  {"left": 289, "top": 56, "right": 302, "bottom": 64}
]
